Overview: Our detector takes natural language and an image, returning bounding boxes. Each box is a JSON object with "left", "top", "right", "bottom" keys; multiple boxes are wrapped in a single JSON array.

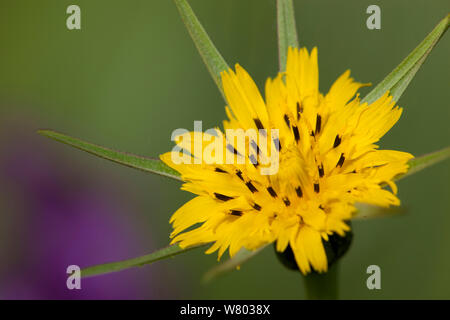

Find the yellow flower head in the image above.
[{"left": 161, "top": 47, "right": 413, "bottom": 274}]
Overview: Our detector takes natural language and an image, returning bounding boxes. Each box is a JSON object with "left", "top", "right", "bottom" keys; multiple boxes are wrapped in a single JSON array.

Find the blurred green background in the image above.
[{"left": 0, "top": 0, "right": 449, "bottom": 299}]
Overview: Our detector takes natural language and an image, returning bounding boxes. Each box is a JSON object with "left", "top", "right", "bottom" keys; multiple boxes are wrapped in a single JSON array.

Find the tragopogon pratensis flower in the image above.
[{"left": 161, "top": 47, "right": 413, "bottom": 274}]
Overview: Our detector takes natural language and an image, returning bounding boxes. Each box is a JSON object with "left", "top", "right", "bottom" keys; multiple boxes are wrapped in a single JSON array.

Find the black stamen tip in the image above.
[
  {"left": 214, "top": 193, "right": 234, "bottom": 201},
  {"left": 267, "top": 186, "right": 278, "bottom": 198},
  {"left": 227, "top": 144, "right": 241, "bottom": 156},
  {"left": 273, "top": 138, "right": 282, "bottom": 152},
  {"left": 337, "top": 153, "right": 345, "bottom": 168},
  {"left": 284, "top": 114, "right": 291, "bottom": 128},
  {"left": 230, "top": 210, "right": 243, "bottom": 216},
  {"left": 314, "top": 183, "right": 320, "bottom": 193},
  {"left": 283, "top": 197, "right": 291, "bottom": 206},
  {"left": 246, "top": 181, "right": 258, "bottom": 193},
  {"left": 295, "top": 186, "right": 303, "bottom": 198},
  {"left": 253, "top": 118, "right": 264, "bottom": 131},
  {"left": 315, "top": 114, "right": 322, "bottom": 135},
  {"left": 293, "top": 126, "right": 300, "bottom": 142},
  {"left": 249, "top": 154, "right": 259, "bottom": 167},
  {"left": 333, "top": 135, "right": 342, "bottom": 148},
  {"left": 318, "top": 164, "right": 324, "bottom": 178},
  {"left": 251, "top": 140, "right": 261, "bottom": 155},
  {"left": 296, "top": 102, "right": 303, "bottom": 119},
  {"left": 252, "top": 203, "right": 262, "bottom": 211}
]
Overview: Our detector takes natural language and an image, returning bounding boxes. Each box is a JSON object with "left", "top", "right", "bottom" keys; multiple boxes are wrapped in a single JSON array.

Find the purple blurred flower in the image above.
[{"left": 0, "top": 117, "right": 165, "bottom": 299}]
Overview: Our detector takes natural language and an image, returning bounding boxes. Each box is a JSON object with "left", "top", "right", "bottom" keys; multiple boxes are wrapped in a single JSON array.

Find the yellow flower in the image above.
[{"left": 161, "top": 47, "right": 413, "bottom": 274}]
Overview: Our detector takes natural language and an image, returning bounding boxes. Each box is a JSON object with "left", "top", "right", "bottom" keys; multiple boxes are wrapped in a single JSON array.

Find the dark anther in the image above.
[
  {"left": 333, "top": 135, "right": 341, "bottom": 148},
  {"left": 246, "top": 181, "right": 258, "bottom": 193},
  {"left": 315, "top": 114, "right": 322, "bottom": 135},
  {"left": 318, "top": 164, "right": 324, "bottom": 178},
  {"left": 283, "top": 197, "right": 291, "bottom": 206},
  {"left": 295, "top": 186, "right": 303, "bottom": 198},
  {"left": 214, "top": 193, "right": 234, "bottom": 201},
  {"left": 267, "top": 186, "right": 278, "bottom": 198},
  {"left": 254, "top": 118, "right": 264, "bottom": 131},
  {"left": 249, "top": 154, "right": 258, "bottom": 167},
  {"left": 296, "top": 102, "right": 303, "bottom": 118},
  {"left": 252, "top": 203, "right": 262, "bottom": 211},
  {"left": 293, "top": 126, "right": 300, "bottom": 142},
  {"left": 274, "top": 138, "right": 282, "bottom": 151},
  {"left": 314, "top": 183, "right": 320, "bottom": 193},
  {"left": 236, "top": 170, "right": 244, "bottom": 181},
  {"left": 337, "top": 153, "right": 345, "bottom": 168},
  {"left": 284, "top": 114, "right": 291, "bottom": 128},
  {"left": 227, "top": 144, "right": 241, "bottom": 156},
  {"left": 250, "top": 140, "right": 261, "bottom": 155},
  {"left": 230, "top": 210, "right": 243, "bottom": 216},
  {"left": 215, "top": 167, "right": 227, "bottom": 173}
]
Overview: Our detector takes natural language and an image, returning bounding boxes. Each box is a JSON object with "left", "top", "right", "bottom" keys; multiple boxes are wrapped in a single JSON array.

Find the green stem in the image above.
[{"left": 303, "top": 263, "right": 339, "bottom": 300}]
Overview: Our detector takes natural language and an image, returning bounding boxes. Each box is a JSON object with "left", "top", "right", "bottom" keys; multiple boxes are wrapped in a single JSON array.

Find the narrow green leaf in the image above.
[
  {"left": 202, "top": 246, "right": 267, "bottom": 283},
  {"left": 362, "top": 14, "right": 449, "bottom": 104},
  {"left": 81, "top": 244, "right": 206, "bottom": 278},
  {"left": 174, "top": 0, "right": 229, "bottom": 99},
  {"left": 277, "top": 0, "right": 299, "bottom": 72},
  {"left": 399, "top": 146, "right": 450, "bottom": 181},
  {"left": 37, "top": 130, "right": 182, "bottom": 181}
]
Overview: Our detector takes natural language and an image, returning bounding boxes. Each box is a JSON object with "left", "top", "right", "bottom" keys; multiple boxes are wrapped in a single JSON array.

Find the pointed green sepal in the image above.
[
  {"left": 37, "top": 130, "right": 182, "bottom": 181},
  {"left": 362, "top": 14, "right": 449, "bottom": 104},
  {"left": 400, "top": 146, "right": 450, "bottom": 181},
  {"left": 174, "top": 0, "right": 229, "bottom": 99},
  {"left": 277, "top": 0, "right": 299, "bottom": 72},
  {"left": 81, "top": 244, "right": 206, "bottom": 278}
]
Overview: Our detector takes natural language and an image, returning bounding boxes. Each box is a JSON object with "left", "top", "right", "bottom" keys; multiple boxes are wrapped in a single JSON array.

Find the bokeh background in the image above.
[{"left": 0, "top": 0, "right": 449, "bottom": 299}]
